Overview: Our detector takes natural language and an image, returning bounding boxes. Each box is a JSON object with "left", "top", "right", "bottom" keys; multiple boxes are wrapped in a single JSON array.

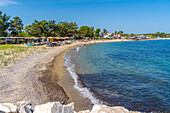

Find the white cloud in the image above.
[{"left": 0, "top": 0, "right": 18, "bottom": 6}]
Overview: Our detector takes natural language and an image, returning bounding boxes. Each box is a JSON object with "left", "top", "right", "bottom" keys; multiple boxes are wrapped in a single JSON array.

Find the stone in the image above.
[
  {"left": 17, "top": 100, "right": 30, "bottom": 106},
  {"left": 90, "top": 105, "right": 129, "bottom": 113},
  {"left": 62, "top": 102, "right": 74, "bottom": 113},
  {"left": 78, "top": 110, "right": 90, "bottom": 113},
  {"left": 0, "top": 103, "right": 17, "bottom": 113},
  {"left": 34, "top": 101, "right": 63, "bottom": 113},
  {"left": 19, "top": 105, "right": 32, "bottom": 113}
]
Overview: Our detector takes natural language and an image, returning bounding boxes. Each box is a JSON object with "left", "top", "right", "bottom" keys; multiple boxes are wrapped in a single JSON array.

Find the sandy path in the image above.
[{"left": 0, "top": 46, "right": 68, "bottom": 104}]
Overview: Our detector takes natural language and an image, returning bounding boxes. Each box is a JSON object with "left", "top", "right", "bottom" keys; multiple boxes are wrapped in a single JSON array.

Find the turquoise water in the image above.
[{"left": 64, "top": 40, "right": 170, "bottom": 112}]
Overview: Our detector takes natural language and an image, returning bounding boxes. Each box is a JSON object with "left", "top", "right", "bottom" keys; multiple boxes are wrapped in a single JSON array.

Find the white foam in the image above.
[
  {"left": 76, "top": 46, "right": 80, "bottom": 52},
  {"left": 64, "top": 52, "right": 102, "bottom": 105}
]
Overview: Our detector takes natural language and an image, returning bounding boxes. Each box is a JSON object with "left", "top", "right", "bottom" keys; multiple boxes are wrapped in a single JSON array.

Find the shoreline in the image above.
[
  {"left": 56, "top": 38, "right": 164, "bottom": 111},
  {"left": 0, "top": 39, "right": 161, "bottom": 112},
  {"left": 52, "top": 39, "right": 148, "bottom": 111},
  {"left": 60, "top": 45, "right": 94, "bottom": 111}
]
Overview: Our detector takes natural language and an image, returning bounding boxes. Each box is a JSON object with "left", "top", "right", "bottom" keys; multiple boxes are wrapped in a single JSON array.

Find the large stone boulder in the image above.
[
  {"left": 34, "top": 102, "right": 74, "bottom": 113},
  {"left": 0, "top": 101, "right": 138, "bottom": 113},
  {"left": 17, "top": 100, "right": 31, "bottom": 107},
  {"left": 78, "top": 110, "right": 90, "bottom": 113},
  {"left": 19, "top": 105, "right": 32, "bottom": 113},
  {"left": 34, "top": 102, "right": 63, "bottom": 113},
  {"left": 90, "top": 105, "right": 129, "bottom": 113},
  {"left": 63, "top": 103, "right": 74, "bottom": 113},
  {"left": 17, "top": 100, "right": 34, "bottom": 113},
  {"left": 0, "top": 103, "right": 17, "bottom": 113}
]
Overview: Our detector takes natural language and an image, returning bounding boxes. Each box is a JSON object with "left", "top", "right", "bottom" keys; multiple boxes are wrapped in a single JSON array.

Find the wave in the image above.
[
  {"left": 76, "top": 46, "right": 81, "bottom": 52},
  {"left": 64, "top": 51, "right": 102, "bottom": 105}
]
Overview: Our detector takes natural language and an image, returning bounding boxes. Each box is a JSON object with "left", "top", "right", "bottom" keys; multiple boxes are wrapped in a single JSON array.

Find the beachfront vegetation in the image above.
[
  {"left": 118, "top": 31, "right": 124, "bottom": 36},
  {"left": 0, "top": 44, "right": 47, "bottom": 66},
  {"left": 9, "top": 16, "right": 23, "bottom": 37},
  {"left": 0, "top": 10, "right": 170, "bottom": 39},
  {"left": 0, "top": 11, "right": 10, "bottom": 37},
  {"left": 79, "top": 26, "right": 94, "bottom": 38},
  {"left": 103, "top": 28, "right": 108, "bottom": 34},
  {"left": 95, "top": 28, "right": 101, "bottom": 37}
]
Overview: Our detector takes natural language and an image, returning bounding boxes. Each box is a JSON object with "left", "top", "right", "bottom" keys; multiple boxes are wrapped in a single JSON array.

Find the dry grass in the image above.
[{"left": 0, "top": 44, "right": 47, "bottom": 66}]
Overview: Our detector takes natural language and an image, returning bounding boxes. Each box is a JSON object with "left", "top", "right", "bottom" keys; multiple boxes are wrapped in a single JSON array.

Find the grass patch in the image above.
[
  {"left": 0, "top": 44, "right": 47, "bottom": 67},
  {"left": 42, "top": 47, "right": 47, "bottom": 50},
  {"left": 3, "top": 59, "right": 8, "bottom": 66},
  {"left": 3, "top": 51, "right": 10, "bottom": 55}
]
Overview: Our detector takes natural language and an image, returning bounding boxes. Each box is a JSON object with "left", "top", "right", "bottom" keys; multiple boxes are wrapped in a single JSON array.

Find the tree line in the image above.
[
  {"left": 0, "top": 10, "right": 169, "bottom": 39},
  {"left": 121, "top": 32, "right": 170, "bottom": 38},
  {"left": 0, "top": 10, "right": 100, "bottom": 39}
]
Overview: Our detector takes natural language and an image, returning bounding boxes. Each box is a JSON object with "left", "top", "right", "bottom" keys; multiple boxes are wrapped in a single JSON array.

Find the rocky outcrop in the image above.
[
  {"left": 0, "top": 103, "right": 17, "bottom": 113},
  {"left": 34, "top": 102, "right": 63, "bottom": 113},
  {"left": 90, "top": 105, "right": 129, "bottom": 113},
  {"left": 19, "top": 105, "right": 32, "bottom": 113},
  {"left": 63, "top": 103, "right": 74, "bottom": 113},
  {"left": 0, "top": 101, "right": 139, "bottom": 113}
]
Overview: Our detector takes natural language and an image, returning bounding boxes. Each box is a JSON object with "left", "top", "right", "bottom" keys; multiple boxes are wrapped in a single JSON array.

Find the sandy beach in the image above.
[{"left": 0, "top": 39, "right": 154, "bottom": 111}]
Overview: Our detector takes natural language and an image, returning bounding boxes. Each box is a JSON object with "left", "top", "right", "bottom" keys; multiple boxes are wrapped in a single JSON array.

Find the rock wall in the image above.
[{"left": 0, "top": 101, "right": 139, "bottom": 113}]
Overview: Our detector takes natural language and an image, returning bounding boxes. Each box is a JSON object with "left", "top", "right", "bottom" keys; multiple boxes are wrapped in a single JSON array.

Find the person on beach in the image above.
[{"left": 84, "top": 44, "right": 86, "bottom": 51}]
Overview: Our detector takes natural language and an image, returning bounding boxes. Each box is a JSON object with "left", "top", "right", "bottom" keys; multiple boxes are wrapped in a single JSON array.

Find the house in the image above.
[
  {"left": 99, "top": 33, "right": 106, "bottom": 37},
  {"left": 100, "top": 32, "right": 112, "bottom": 39}
]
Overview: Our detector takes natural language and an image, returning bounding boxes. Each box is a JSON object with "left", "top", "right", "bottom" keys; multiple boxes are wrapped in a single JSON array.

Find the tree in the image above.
[
  {"left": 122, "top": 34, "right": 129, "bottom": 37},
  {"left": 74, "top": 29, "right": 81, "bottom": 39},
  {"left": 160, "top": 32, "right": 166, "bottom": 38},
  {"left": 48, "top": 20, "right": 58, "bottom": 37},
  {"left": 25, "top": 25, "right": 33, "bottom": 36},
  {"left": 79, "top": 26, "right": 94, "bottom": 39},
  {"left": 103, "top": 28, "right": 107, "bottom": 34},
  {"left": 0, "top": 10, "right": 10, "bottom": 37},
  {"left": 118, "top": 30, "right": 124, "bottom": 36},
  {"left": 58, "top": 21, "right": 78, "bottom": 37},
  {"left": 9, "top": 16, "right": 23, "bottom": 37},
  {"left": 155, "top": 32, "right": 161, "bottom": 37},
  {"left": 114, "top": 30, "right": 117, "bottom": 35},
  {"left": 58, "top": 21, "right": 69, "bottom": 37},
  {"left": 161, "top": 32, "right": 166, "bottom": 38},
  {"left": 36, "top": 20, "right": 49, "bottom": 37},
  {"left": 67, "top": 22, "right": 78, "bottom": 37},
  {"left": 26, "top": 20, "right": 48, "bottom": 37},
  {"left": 110, "top": 33, "right": 114, "bottom": 37},
  {"left": 95, "top": 28, "right": 101, "bottom": 38},
  {"left": 25, "top": 21, "right": 41, "bottom": 37},
  {"left": 89, "top": 27, "right": 94, "bottom": 38},
  {"left": 130, "top": 33, "right": 135, "bottom": 37},
  {"left": 18, "top": 31, "right": 29, "bottom": 37}
]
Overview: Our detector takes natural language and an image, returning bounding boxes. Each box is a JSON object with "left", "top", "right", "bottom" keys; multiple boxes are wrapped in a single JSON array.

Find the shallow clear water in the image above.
[{"left": 64, "top": 40, "right": 170, "bottom": 112}]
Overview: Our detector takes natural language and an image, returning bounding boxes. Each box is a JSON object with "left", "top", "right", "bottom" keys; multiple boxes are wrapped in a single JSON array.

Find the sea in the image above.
[{"left": 64, "top": 40, "right": 170, "bottom": 112}]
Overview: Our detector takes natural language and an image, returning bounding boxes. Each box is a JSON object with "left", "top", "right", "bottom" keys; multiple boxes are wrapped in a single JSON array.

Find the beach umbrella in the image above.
[
  {"left": 25, "top": 37, "right": 32, "bottom": 39},
  {"left": 64, "top": 37, "right": 70, "bottom": 39},
  {"left": 47, "top": 37, "right": 54, "bottom": 39},
  {"left": 45, "top": 41, "right": 50, "bottom": 43},
  {"left": 29, "top": 37, "right": 37, "bottom": 39},
  {"left": 34, "top": 37, "right": 40, "bottom": 39},
  {"left": 54, "top": 37, "right": 60, "bottom": 39},
  {"left": 58, "top": 37, "right": 63, "bottom": 39}
]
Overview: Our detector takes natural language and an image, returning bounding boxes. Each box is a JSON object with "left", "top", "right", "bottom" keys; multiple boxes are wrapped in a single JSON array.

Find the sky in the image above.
[{"left": 0, "top": 0, "right": 170, "bottom": 34}]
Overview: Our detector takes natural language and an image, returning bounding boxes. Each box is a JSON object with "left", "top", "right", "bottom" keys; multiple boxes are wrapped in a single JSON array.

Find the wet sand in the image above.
[{"left": 59, "top": 46, "right": 93, "bottom": 112}]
